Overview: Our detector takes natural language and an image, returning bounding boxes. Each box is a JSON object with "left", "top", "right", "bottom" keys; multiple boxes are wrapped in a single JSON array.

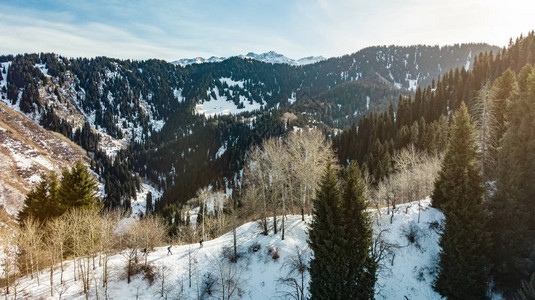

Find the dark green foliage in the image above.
[
  {"left": 514, "top": 273, "right": 535, "bottom": 300},
  {"left": 18, "top": 160, "right": 101, "bottom": 223},
  {"left": 433, "top": 103, "right": 490, "bottom": 299},
  {"left": 308, "top": 162, "right": 377, "bottom": 299},
  {"left": 431, "top": 103, "right": 483, "bottom": 210},
  {"left": 145, "top": 191, "right": 153, "bottom": 215},
  {"left": 308, "top": 163, "right": 345, "bottom": 299},
  {"left": 490, "top": 66, "right": 535, "bottom": 294},
  {"left": 340, "top": 163, "right": 377, "bottom": 299},
  {"left": 18, "top": 173, "right": 61, "bottom": 223},
  {"left": 58, "top": 160, "right": 101, "bottom": 209}
]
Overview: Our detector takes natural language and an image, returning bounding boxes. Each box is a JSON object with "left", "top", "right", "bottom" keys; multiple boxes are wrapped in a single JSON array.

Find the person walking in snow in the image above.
[
  {"left": 167, "top": 245, "right": 172, "bottom": 255},
  {"left": 200, "top": 239, "right": 203, "bottom": 248},
  {"left": 142, "top": 247, "right": 147, "bottom": 256}
]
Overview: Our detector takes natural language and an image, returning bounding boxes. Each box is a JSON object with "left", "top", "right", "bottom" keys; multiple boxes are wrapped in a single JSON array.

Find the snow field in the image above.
[{"left": 13, "top": 199, "right": 448, "bottom": 300}]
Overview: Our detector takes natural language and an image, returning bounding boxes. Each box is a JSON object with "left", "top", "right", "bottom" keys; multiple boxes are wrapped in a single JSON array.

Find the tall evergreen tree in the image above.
[
  {"left": 308, "top": 163, "right": 345, "bottom": 299},
  {"left": 18, "top": 172, "right": 61, "bottom": 222},
  {"left": 491, "top": 67, "right": 535, "bottom": 294},
  {"left": 433, "top": 102, "right": 490, "bottom": 299},
  {"left": 58, "top": 160, "right": 101, "bottom": 210},
  {"left": 340, "top": 162, "right": 377, "bottom": 299}
]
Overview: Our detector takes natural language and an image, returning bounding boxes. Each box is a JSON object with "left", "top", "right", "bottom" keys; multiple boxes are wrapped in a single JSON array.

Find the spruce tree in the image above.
[
  {"left": 431, "top": 102, "right": 484, "bottom": 211},
  {"left": 341, "top": 162, "right": 377, "bottom": 299},
  {"left": 58, "top": 160, "right": 101, "bottom": 210},
  {"left": 308, "top": 163, "right": 345, "bottom": 299},
  {"left": 18, "top": 172, "right": 61, "bottom": 222},
  {"left": 433, "top": 102, "right": 490, "bottom": 299},
  {"left": 491, "top": 68, "right": 535, "bottom": 293}
]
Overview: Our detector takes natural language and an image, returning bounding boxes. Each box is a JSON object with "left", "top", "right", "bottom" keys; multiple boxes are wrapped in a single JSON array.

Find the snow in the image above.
[
  {"left": 288, "top": 92, "right": 296, "bottom": 105},
  {"left": 173, "top": 88, "right": 185, "bottom": 102},
  {"left": 408, "top": 78, "right": 418, "bottom": 91},
  {"left": 465, "top": 49, "right": 472, "bottom": 70},
  {"left": 195, "top": 87, "right": 263, "bottom": 118},
  {"left": 34, "top": 63, "right": 48, "bottom": 76},
  {"left": 171, "top": 56, "right": 226, "bottom": 67},
  {"left": 0, "top": 62, "right": 11, "bottom": 95},
  {"left": 215, "top": 143, "right": 227, "bottom": 159},
  {"left": 130, "top": 181, "right": 162, "bottom": 218},
  {"left": 220, "top": 77, "right": 245, "bottom": 89},
  {"left": 172, "top": 52, "right": 325, "bottom": 67},
  {"left": 14, "top": 199, "right": 451, "bottom": 300}
]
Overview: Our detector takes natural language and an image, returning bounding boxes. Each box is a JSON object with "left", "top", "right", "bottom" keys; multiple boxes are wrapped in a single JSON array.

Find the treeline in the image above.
[
  {"left": 333, "top": 31, "right": 535, "bottom": 298},
  {"left": 334, "top": 32, "right": 535, "bottom": 184}
]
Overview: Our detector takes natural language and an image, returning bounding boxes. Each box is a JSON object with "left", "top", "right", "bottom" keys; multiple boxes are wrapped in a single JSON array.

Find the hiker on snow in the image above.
[{"left": 167, "top": 245, "right": 172, "bottom": 255}]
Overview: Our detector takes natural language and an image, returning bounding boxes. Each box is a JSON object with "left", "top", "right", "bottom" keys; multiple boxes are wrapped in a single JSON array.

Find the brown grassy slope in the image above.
[{"left": 0, "top": 101, "right": 89, "bottom": 216}]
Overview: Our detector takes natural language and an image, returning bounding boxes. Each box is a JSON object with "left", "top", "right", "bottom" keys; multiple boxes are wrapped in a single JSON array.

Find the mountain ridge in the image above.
[{"left": 171, "top": 51, "right": 326, "bottom": 66}]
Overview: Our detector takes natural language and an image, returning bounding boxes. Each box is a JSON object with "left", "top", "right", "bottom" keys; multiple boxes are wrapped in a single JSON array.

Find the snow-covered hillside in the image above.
[
  {"left": 14, "top": 199, "right": 447, "bottom": 299},
  {"left": 172, "top": 51, "right": 325, "bottom": 67}
]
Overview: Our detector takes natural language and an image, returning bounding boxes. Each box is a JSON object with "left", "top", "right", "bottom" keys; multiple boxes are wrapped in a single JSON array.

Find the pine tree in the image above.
[
  {"left": 340, "top": 162, "right": 377, "bottom": 299},
  {"left": 18, "top": 172, "right": 61, "bottom": 222},
  {"left": 433, "top": 103, "right": 490, "bottom": 299},
  {"left": 58, "top": 160, "right": 101, "bottom": 210},
  {"left": 308, "top": 163, "right": 345, "bottom": 299},
  {"left": 431, "top": 102, "right": 484, "bottom": 211},
  {"left": 491, "top": 67, "right": 535, "bottom": 294},
  {"left": 145, "top": 191, "right": 153, "bottom": 215}
]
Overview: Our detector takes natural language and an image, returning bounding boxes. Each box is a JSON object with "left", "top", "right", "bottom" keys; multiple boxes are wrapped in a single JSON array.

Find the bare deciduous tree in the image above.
[
  {"left": 0, "top": 225, "right": 17, "bottom": 296},
  {"left": 242, "top": 129, "right": 335, "bottom": 239},
  {"left": 278, "top": 246, "right": 309, "bottom": 300},
  {"left": 214, "top": 251, "right": 245, "bottom": 300},
  {"left": 370, "top": 146, "right": 442, "bottom": 223},
  {"left": 18, "top": 216, "right": 43, "bottom": 284}
]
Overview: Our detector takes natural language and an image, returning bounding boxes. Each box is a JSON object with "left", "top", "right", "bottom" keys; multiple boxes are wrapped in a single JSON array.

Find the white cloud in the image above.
[{"left": 0, "top": 0, "right": 533, "bottom": 61}]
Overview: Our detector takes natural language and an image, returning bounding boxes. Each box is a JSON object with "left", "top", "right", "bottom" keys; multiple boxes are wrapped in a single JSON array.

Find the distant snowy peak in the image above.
[
  {"left": 172, "top": 51, "right": 325, "bottom": 67},
  {"left": 171, "top": 56, "right": 225, "bottom": 67}
]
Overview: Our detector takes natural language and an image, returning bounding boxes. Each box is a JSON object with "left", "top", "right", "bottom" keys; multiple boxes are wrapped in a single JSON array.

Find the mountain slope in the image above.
[
  {"left": 0, "top": 101, "right": 89, "bottom": 215},
  {"left": 16, "top": 199, "right": 446, "bottom": 300},
  {"left": 171, "top": 51, "right": 325, "bottom": 67},
  {"left": 0, "top": 43, "right": 498, "bottom": 212}
]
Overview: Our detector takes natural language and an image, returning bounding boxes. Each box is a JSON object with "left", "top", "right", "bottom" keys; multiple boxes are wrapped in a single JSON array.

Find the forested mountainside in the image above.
[
  {"left": 0, "top": 43, "right": 495, "bottom": 213},
  {"left": 2, "top": 27, "right": 535, "bottom": 299}
]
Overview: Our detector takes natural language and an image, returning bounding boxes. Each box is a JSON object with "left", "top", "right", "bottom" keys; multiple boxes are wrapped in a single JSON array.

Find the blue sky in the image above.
[{"left": 1, "top": 0, "right": 534, "bottom": 61}]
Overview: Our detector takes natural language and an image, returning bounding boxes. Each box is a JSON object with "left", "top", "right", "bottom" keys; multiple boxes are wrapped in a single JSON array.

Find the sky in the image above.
[{"left": 1, "top": 0, "right": 534, "bottom": 61}]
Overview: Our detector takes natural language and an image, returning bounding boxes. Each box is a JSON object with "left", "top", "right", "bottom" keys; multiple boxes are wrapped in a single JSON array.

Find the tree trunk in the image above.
[
  {"left": 50, "top": 254, "right": 54, "bottom": 297},
  {"left": 272, "top": 197, "right": 278, "bottom": 234},
  {"left": 60, "top": 243, "right": 64, "bottom": 284},
  {"left": 262, "top": 187, "right": 268, "bottom": 235}
]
